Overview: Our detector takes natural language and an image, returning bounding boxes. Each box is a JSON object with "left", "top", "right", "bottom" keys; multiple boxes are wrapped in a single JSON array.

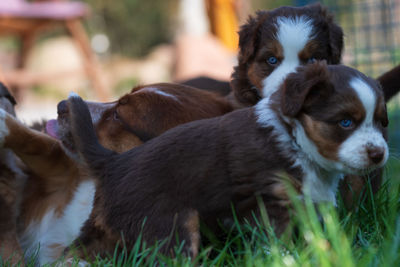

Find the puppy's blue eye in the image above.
[
  {"left": 267, "top": 56, "right": 278, "bottom": 65},
  {"left": 308, "top": 57, "right": 317, "bottom": 64},
  {"left": 339, "top": 119, "right": 353, "bottom": 128}
]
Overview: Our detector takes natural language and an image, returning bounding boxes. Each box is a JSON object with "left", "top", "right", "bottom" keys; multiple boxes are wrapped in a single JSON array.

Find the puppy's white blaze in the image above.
[
  {"left": 338, "top": 77, "right": 388, "bottom": 169},
  {"left": 20, "top": 180, "right": 95, "bottom": 265},
  {"left": 0, "top": 109, "right": 9, "bottom": 145},
  {"left": 262, "top": 16, "right": 314, "bottom": 98},
  {"left": 68, "top": 91, "right": 80, "bottom": 98},
  {"left": 351, "top": 77, "right": 376, "bottom": 125},
  {"left": 276, "top": 16, "right": 314, "bottom": 62},
  {"left": 144, "top": 87, "right": 180, "bottom": 102}
]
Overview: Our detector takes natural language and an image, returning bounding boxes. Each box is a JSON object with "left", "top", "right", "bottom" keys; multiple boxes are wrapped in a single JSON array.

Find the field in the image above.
[{"left": 2, "top": 106, "right": 400, "bottom": 267}]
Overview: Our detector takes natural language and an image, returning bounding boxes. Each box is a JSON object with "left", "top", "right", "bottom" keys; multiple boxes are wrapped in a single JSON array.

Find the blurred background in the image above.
[{"left": 0, "top": 0, "right": 399, "bottom": 123}]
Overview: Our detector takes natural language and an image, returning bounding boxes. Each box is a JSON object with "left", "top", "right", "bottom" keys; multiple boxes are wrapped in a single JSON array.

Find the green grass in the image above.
[
  {"left": 3, "top": 110, "right": 400, "bottom": 267},
  {"left": 43, "top": 177, "right": 399, "bottom": 267}
]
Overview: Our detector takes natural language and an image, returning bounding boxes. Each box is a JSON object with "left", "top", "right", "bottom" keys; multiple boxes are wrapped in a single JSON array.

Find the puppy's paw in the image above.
[{"left": 0, "top": 109, "right": 10, "bottom": 146}]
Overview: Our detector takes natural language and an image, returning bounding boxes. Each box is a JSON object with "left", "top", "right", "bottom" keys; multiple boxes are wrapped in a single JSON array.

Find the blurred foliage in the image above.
[
  {"left": 113, "top": 77, "right": 140, "bottom": 97},
  {"left": 252, "top": 0, "right": 300, "bottom": 10},
  {"left": 83, "top": 0, "right": 179, "bottom": 58}
]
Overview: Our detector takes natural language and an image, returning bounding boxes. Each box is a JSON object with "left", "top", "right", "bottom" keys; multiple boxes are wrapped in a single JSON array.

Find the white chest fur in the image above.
[
  {"left": 20, "top": 180, "right": 95, "bottom": 265},
  {"left": 300, "top": 160, "right": 343, "bottom": 205}
]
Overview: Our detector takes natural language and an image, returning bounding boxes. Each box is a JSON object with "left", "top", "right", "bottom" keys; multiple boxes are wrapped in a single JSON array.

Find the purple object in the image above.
[{"left": 0, "top": 0, "right": 89, "bottom": 20}]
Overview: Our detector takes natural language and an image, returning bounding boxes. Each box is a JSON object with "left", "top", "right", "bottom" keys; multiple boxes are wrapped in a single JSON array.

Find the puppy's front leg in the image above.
[
  {"left": 0, "top": 109, "right": 78, "bottom": 180},
  {"left": 0, "top": 196, "right": 24, "bottom": 266}
]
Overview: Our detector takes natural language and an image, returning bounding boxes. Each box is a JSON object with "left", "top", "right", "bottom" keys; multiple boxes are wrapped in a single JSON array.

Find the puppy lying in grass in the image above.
[{"left": 65, "top": 62, "right": 388, "bottom": 260}]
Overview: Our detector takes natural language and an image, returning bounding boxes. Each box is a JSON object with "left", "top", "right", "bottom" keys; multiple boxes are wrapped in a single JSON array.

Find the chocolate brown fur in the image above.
[
  {"left": 66, "top": 63, "right": 387, "bottom": 259},
  {"left": 67, "top": 98, "right": 299, "bottom": 259},
  {"left": 377, "top": 64, "right": 400, "bottom": 102},
  {"left": 0, "top": 83, "right": 24, "bottom": 265}
]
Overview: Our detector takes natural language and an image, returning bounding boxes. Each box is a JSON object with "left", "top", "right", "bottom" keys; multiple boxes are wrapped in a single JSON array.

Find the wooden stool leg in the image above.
[
  {"left": 65, "top": 19, "right": 110, "bottom": 101},
  {"left": 19, "top": 32, "right": 36, "bottom": 70},
  {"left": 0, "top": 65, "right": 8, "bottom": 87},
  {"left": 11, "top": 32, "right": 37, "bottom": 99}
]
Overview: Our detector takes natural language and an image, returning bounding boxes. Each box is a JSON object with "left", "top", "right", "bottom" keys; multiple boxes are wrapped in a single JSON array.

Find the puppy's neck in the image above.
[
  {"left": 255, "top": 97, "right": 343, "bottom": 204},
  {"left": 286, "top": 118, "right": 344, "bottom": 205}
]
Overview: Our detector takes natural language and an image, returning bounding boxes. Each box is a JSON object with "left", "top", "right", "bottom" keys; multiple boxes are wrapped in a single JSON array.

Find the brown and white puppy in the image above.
[
  {"left": 230, "top": 3, "right": 343, "bottom": 107},
  {"left": 0, "top": 83, "right": 25, "bottom": 265},
  {"left": 50, "top": 83, "right": 233, "bottom": 154},
  {"left": 0, "top": 3, "right": 383, "bottom": 263},
  {"left": 0, "top": 83, "right": 232, "bottom": 265},
  {"left": 226, "top": 3, "right": 396, "bottom": 208},
  {"left": 65, "top": 62, "right": 388, "bottom": 260},
  {"left": 0, "top": 91, "right": 83, "bottom": 265}
]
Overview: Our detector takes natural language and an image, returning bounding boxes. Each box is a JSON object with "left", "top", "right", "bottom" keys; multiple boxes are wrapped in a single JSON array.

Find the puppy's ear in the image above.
[
  {"left": 281, "top": 61, "right": 333, "bottom": 117},
  {"left": 0, "top": 82, "right": 16, "bottom": 105},
  {"left": 237, "top": 11, "right": 267, "bottom": 63},
  {"left": 326, "top": 17, "right": 343, "bottom": 64},
  {"left": 309, "top": 3, "right": 343, "bottom": 64}
]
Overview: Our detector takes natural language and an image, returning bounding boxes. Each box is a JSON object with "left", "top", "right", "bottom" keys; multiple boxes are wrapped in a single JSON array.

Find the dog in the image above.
[
  {"left": 64, "top": 62, "right": 388, "bottom": 260},
  {"left": 50, "top": 83, "right": 232, "bottom": 154},
  {"left": 230, "top": 3, "right": 343, "bottom": 107},
  {"left": 0, "top": 83, "right": 231, "bottom": 265},
  {"left": 220, "top": 2, "right": 396, "bottom": 207},
  {"left": 0, "top": 3, "right": 389, "bottom": 264},
  {"left": 0, "top": 83, "right": 25, "bottom": 265},
  {"left": 0, "top": 83, "right": 85, "bottom": 265},
  {"left": 229, "top": 3, "right": 400, "bottom": 106}
]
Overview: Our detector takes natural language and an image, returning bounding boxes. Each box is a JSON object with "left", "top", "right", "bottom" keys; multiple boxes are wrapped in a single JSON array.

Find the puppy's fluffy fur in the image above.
[{"left": 0, "top": 83, "right": 25, "bottom": 265}]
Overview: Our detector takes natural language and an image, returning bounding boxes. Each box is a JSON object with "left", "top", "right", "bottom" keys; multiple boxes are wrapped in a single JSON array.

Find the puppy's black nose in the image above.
[
  {"left": 368, "top": 147, "right": 384, "bottom": 164},
  {"left": 57, "top": 100, "right": 69, "bottom": 115}
]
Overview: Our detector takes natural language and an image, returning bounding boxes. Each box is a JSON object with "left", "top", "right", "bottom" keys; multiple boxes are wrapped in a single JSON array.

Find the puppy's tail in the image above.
[{"left": 67, "top": 93, "right": 115, "bottom": 177}]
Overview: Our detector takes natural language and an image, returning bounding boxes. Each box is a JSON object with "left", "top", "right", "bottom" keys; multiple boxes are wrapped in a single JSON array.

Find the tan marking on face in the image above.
[
  {"left": 260, "top": 39, "right": 284, "bottom": 61},
  {"left": 298, "top": 40, "right": 319, "bottom": 62},
  {"left": 247, "top": 39, "right": 284, "bottom": 91},
  {"left": 247, "top": 64, "right": 264, "bottom": 90},
  {"left": 301, "top": 114, "right": 340, "bottom": 161}
]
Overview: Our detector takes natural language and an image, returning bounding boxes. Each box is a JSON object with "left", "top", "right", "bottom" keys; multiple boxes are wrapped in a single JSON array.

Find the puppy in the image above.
[
  {"left": 227, "top": 3, "right": 396, "bottom": 207},
  {"left": 0, "top": 83, "right": 231, "bottom": 265},
  {"left": 65, "top": 62, "right": 388, "bottom": 259},
  {"left": 229, "top": 3, "right": 400, "bottom": 106},
  {"left": 0, "top": 3, "right": 383, "bottom": 263},
  {"left": 50, "top": 83, "right": 233, "bottom": 154},
  {"left": 0, "top": 83, "right": 25, "bottom": 265},
  {"left": 230, "top": 3, "right": 343, "bottom": 107}
]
